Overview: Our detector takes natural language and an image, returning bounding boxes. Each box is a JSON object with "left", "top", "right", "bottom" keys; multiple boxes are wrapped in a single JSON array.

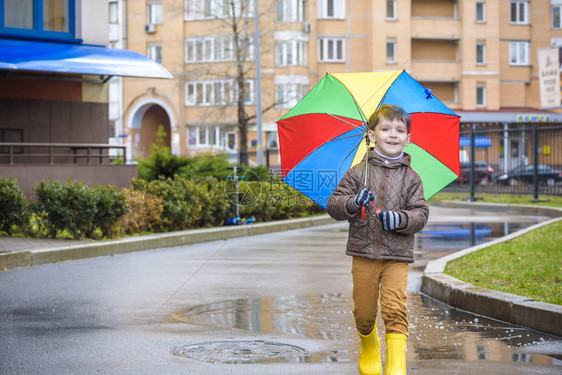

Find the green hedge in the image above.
[
  {"left": 34, "top": 180, "right": 128, "bottom": 239},
  {"left": 0, "top": 178, "right": 29, "bottom": 235},
  {"left": 1, "top": 174, "right": 324, "bottom": 239},
  {"left": 132, "top": 176, "right": 232, "bottom": 231},
  {"left": 239, "top": 180, "right": 324, "bottom": 221}
]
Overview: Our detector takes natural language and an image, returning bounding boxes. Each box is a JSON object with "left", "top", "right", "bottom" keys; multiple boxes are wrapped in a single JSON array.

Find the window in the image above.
[
  {"left": 476, "top": 0, "right": 485, "bottom": 22},
  {"left": 185, "top": 35, "right": 253, "bottom": 63},
  {"left": 318, "top": 0, "right": 344, "bottom": 19},
  {"left": 386, "top": 38, "right": 396, "bottom": 63},
  {"left": 238, "top": 36, "right": 254, "bottom": 61},
  {"left": 318, "top": 37, "right": 345, "bottom": 62},
  {"left": 266, "top": 131, "right": 279, "bottom": 149},
  {"left": 509, "top": 41, "right": 529, "bottom": 65},
  {"left": 0, "top": 129, "right": 23, "bottom": 154},
  {"left": 109, "top": 80, "right": 120, "bottom": 120},
  {"left": 476, "top": 83, "right": 486, "bottom": 107},
  {"left": 185, "top": 0, "right": 253, "bottom": 21},
  {"left": 386, "top": 0, "right": 396, "bottom": 19},
  {"left": 147, "top": 2, "right": 163, "bottom": 24},
  {"left": 108, "top": 120, "right": 117, "bottom": 138},
  {"left": 476, "top": 40, "right": 486, "bottom": 64},
  {"left": 188, "top": 126, "right": 221, "bottom": 147},
  {"left": 277, "top": 0, "right": 305, "bottom": 22},
  {"left": 275, "top": 83, "right": 308, "bottom": 109},
  {"left": 276, "top": 40, "right": 307, "bottom": 66},
  {"left": 510, "top": 1, "right": 528, "bottom": 25},
  {"left": 186, "top": 79, "right": 254, "bottom": 106},
  {"left": 226, "top": 132, "right": 237, "bottom": 150},
  {"left": 147, "top": 43, "right": 162, "bottom": 64},
  {"left": 109, "top": 1, "right": 119, "bottom": 24},
  {"left": 553, "top": 5, "right": 561, "bottom": 29},
  {"left": 43, "top": 0, "right": 70, "bottom": 32},
  {"left": 1, "top": 0, "right": 75, "bottom": 41}
]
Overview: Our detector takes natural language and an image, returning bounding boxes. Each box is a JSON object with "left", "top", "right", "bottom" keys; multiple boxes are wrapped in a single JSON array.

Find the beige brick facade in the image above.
[{"left": 122, "top": 0, "right": 562, "bottom": 165}]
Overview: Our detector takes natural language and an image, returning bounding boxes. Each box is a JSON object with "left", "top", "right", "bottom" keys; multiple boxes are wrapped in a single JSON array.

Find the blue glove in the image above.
[
  {"left": 378, "top": 211, "right": 401, "bottom": 231},
  {"left": 352, "top": 189, "right": 375, "bottom": 210}
]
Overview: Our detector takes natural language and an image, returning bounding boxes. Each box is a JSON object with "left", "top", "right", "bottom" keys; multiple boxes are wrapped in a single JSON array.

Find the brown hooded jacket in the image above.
[{"left": 327, "top": 150, "right": 429, "bottom": 263}]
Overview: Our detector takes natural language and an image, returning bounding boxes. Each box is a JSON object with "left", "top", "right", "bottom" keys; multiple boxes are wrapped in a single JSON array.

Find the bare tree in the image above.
[
  {"left": 184, "top": 0, "right": 277, "bottom": 166},
  {"left": 229, "top": 0, "right": 253, "bottom": 165}
]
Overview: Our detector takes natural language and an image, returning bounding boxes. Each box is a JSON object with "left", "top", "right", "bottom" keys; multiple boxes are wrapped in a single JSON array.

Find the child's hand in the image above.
[
  {"left": 352, "top": 189, "right": 375, "bottom": 210},
  {"left": 377, "top": 211, "right": 401, "bottom": 231}
]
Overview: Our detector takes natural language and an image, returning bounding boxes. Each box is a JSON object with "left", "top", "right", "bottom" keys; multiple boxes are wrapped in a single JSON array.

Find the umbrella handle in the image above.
[{"left": 361, "top": 202, "right": 382, "bottom": 220}]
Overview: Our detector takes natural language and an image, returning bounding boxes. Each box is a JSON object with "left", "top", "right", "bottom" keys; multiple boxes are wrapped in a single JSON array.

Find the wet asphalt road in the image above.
[{"left": 0, "top": 205, "right": 560, "bottom": 374}]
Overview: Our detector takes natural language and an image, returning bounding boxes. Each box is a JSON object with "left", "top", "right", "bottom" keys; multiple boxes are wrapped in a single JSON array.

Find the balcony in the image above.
[
  {"left": 411, "top": 35, "right": 461, "bottom": 83},
  {"left": 410, "top": 18, "right": 462, "bottom": 41},
  {"left": 411, "top": 60, "right": 461, "bottom": 82},
  {"left": 0, "top": 143, "right": 137, "bottom": 197}
]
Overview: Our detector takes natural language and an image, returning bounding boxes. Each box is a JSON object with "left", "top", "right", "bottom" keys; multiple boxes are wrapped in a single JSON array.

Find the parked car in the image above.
[
  {"left": 496, "top": 165, "right": 562, "bottom": 187},
  {"left": 458, "top": 162, "right": 494, "bottom": 184}
]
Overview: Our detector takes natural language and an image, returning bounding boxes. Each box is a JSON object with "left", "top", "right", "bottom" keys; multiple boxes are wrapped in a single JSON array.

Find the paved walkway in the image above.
[
  {"left": 0, "top": 236, "right": 81, "bottom": 254},
  {"left": 0, "top": 216, "right": 336, "bottom": 270},
  {"left": 0, "top": 202, "right": 560, "bottom": 374},
  {"left": 1, "top": 203, "right": 561, "bottom": 375}
]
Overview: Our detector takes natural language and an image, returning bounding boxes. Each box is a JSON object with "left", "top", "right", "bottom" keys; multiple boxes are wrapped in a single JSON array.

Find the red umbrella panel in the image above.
[{"left": 277, "top": 70, "right": 460, "bottom": 208}]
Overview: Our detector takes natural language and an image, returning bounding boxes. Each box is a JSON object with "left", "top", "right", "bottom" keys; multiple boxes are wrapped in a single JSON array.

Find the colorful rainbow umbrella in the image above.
[{"left": 277, "top": 70, "right": 460, "bottom": 208}]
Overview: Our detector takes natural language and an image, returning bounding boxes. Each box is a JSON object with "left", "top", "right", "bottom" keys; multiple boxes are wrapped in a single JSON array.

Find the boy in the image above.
[{"left": 327, "top": 104, "right": 429, "bottom": 375}]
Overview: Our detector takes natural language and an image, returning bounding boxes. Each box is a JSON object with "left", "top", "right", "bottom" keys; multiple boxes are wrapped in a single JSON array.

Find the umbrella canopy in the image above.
[{"left": 277, "top": 70, "right": 460, "bottom": 208}]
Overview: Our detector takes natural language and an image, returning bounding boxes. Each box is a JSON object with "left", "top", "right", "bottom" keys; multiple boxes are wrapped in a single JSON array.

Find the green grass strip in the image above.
[
  {"left": 429, "top": 192, "right": 562, "bottom": 208},
  {"left": 444, "top": 220, "right": 562, "bottom": 305}
]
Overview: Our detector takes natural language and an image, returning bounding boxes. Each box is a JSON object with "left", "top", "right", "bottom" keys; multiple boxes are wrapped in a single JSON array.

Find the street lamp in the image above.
[{"left": 254, "top": 0, "right": 263, "bottom": 165}]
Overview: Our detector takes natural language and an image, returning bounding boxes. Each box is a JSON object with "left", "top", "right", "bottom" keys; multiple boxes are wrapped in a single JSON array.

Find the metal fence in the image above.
[
  {"left": 0, "top": 142, "right": 127, "bottom": 165},
  {"left": 444, "top": 123, "right": 562, "bottom": 199}
]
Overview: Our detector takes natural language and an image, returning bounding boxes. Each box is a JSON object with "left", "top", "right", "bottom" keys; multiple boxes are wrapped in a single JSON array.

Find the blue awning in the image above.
[
  {"left": 0, "top": 39, "right": 172, "bottom": 79},
  {"left": 459, "top": 136, "right": 492, "bottom": 148}
]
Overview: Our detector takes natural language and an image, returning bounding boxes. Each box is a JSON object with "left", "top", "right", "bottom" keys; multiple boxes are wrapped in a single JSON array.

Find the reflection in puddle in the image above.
[
  {"left": 172, "top": 293, "right": 353, "bottom": 340},
  {"left": 171, "top": 293, "right": 561, "bottom": 366},
  {"left": 415, "top": 220, "right": 542, "bottom": 266}
]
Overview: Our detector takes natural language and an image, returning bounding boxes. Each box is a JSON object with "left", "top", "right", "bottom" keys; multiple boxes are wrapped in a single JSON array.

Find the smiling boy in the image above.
[{"left": 327, "top": 104, "right": 429, "bottom": 375}]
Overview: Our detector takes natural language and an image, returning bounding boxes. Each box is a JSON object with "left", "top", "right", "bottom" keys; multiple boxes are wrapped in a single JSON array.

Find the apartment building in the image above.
[{"left": 121, "top": 0, "right": 562, "bottom": 166}]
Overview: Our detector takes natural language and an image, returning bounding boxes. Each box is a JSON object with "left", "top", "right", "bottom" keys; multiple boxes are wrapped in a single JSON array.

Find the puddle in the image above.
[
  {"left": 414, "top": 220, "right": 543, "bottom": 265},
  {"left": 171, "top": 293, "right": 561, "bottom": 365},
  {"left": 170, "top": 214, "right": 560, "bottom": 366},
  {"left": 172, "top": 340, "right": 309, "bottom": 364},
  {"left": 171, "top": 293, "right": 353, "bottom": 340},
  {"left": 171, "top": 340, "right": 350, "bottom": 364}
]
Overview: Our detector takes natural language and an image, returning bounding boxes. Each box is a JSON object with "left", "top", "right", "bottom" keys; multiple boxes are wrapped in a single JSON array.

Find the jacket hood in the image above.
[{"left": 366, "top": 148, "right": 412, "bottom": 169}]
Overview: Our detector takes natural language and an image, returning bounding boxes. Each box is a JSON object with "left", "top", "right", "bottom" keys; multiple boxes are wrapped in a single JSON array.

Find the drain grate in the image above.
[{"left": 172, "top": 340, "right": 310, "bottom": 364}]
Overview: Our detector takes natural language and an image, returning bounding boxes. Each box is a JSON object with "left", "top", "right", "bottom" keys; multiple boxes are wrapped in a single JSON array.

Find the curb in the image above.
[
  {"left": 421, "top": 202, "right": 562, "bottom": 337},
  {"left": 0, "top": 215, "right": 337, "bottom": 271}
]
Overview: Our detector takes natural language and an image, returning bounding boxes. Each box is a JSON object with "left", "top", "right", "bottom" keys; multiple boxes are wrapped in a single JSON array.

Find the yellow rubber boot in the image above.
[
  {"left": 384, "top": 334, "right": 407, "bottom": 375},
  {"left": 358, "top": 325, "right": 382, "bottom": 375}
]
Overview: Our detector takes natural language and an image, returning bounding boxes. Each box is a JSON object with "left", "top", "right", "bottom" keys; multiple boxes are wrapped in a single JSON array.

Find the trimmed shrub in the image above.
[
  {"left": 132, "top": 176, "right": 233, "bottom": 231},
  {"left": 0, "top": 178, "right": 29, "bottom": 235},
  {"left": 92, "top": 185, "right": 128, "bottom": 238},
  {"left": 35, "top": 180, "right": 95, "bottom": 238},
  {"left": 119, "top": 188, "right": 163, "bottom": 234},
  {"left": 177, "top": 153, "right": 233, "bottom": 180},
  {"left": 239, "top": 180, "right": 323, "bottom": 222},
  {"left": 191, "top": 176, "right": 232, "bottom": 227},
  {"left": 133, "top": 177, "right": 199, "bottom": 231},
  {"left": 138, "top": 148, "right": 190, "bottom": 181},
  {"left": 34, "top": 180, "right": 128, "bottom": 239}
]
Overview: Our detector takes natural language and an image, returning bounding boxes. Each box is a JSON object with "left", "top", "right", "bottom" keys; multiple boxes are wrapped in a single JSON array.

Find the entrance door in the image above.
[{"left": 225, "top": 131, "right": 238, "bottom": 164}]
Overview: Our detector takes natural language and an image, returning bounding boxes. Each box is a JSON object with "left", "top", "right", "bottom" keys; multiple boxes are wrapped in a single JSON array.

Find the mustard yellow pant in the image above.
[{"left": 351, "top": 257, "right": 409, "bottom": 336}]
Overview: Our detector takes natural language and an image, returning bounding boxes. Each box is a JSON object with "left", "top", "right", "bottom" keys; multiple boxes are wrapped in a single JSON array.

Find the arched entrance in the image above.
[{"left": 128, "top": 99, "right": 175, "bottom": 159}]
